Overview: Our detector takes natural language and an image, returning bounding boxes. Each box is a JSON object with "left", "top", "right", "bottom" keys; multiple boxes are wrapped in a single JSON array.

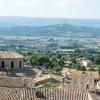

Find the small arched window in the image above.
[
  {"left": 2, "top": 61, "right": 5, "bottom": 68},
  {"left": 19, "top": 61, "right": 22, "bottom": 68},
  {"left": 11, "top": 61, "right": 14, "bottom": 68}
]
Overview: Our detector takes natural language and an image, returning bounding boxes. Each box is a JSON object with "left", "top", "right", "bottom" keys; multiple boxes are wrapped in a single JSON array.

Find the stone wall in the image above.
[
  {"left": 71, "top": 76, "right": 95, "bottom": 91},
  {"left": 0, "top": 58, "right": 24, "bottom": 69},
  {"left": 96, "top": 80, "right": 100, "bottom": 89}
]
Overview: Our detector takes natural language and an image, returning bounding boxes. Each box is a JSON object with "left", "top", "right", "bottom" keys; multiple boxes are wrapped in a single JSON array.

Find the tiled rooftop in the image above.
[
  {"left": 64, "top": 68, "right": 100, "bottom": 79},
  {"left": 0, "top": 51, "right": 24, "bottom": 58},
  {"left": 0, "top": 87, "right": 89, "bottom": 100},
  {"left": 0, "top": 76, "right": 35, "bottom": 88}
]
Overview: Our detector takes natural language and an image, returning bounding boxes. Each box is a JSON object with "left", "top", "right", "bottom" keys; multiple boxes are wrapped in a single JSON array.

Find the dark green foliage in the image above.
[
  {"left": 76, "top": 64, "right": 82, "bottom": 70},
  {"left": 87, "top": 56, "right": 94, "bottom": 62},
  {"left": 88, "top": 67, "right": 96, "bottom": 71},
  {"left": 96, "top": 66, "right": 100, "bottom": 72},
  {"left": 42, "top": 82, "right": 61, "bottom": 89},
  {"left": 70, "top": 57, "right": 77, "bottom": 63},
  {"left": 94, "top": 57, "right": 100, "bottom": 64},
  {"left": 81, "top": 66, "right": 86, "bottom": 71},
  {"left": 58, "top": 59, "right": 64, "bottom": 66},
  {"left": 75, "top": 49, "right": 81, "bottom": 53},
  {"left": 30, "top": 54, "right": 64, "bottom": 71},
  {"left": 30, "top": 55, "right": 50, "bottom": 67},
  {"left": 29, "top": 53, "right": 100, "bottom": 73},
  {"left": 95, "top": 66, "right": 100, "bottom": 76},
  {"left": 53, "top": 67, "right": 62, "bottom": 72},
  {"left": 68, "top": 63, "right": 86, "bottom": 71}
]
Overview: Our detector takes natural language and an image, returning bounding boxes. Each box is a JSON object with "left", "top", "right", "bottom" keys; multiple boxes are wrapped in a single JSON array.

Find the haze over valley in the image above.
[{"left": 0, "top": 17, "right": 99, "bottom": 56}]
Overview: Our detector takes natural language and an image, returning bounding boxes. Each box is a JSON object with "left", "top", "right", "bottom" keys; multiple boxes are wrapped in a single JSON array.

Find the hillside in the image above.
[
  {"left": 0, "top": 16, "right": 100, "bottom": 27},
  {"left": 0, "top": 24, "right": 100, "bottom": 37}
]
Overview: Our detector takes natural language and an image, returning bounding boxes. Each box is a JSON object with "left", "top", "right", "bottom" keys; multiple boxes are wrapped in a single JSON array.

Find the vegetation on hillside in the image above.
[{"left": 28, "top": 53, "right": 100, "bottom": 72}]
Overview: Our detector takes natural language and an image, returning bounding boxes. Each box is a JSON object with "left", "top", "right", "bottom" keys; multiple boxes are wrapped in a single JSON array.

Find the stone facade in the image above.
[
  {"left": 0, "top": 58, "right": 24, "bottom": 69},
  {"left": 96, "top": 80, "right": 100, "bottom": 89},
  {"left": 0, "top": 51, "right": 24, "bottom": 69}
]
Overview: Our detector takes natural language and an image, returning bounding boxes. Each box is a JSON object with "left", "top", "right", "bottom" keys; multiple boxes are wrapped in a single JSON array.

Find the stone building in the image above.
[
  {"left": 62, "top": 68, "right": 100, "bottom": 91},
  {"left": 0, "top": 51, "right": 24, "bottom": 69},
  {"left": 80, "top": 60, "right": 92, "bottom": 68},
  {"left": 96, "top": 80, "right": 100, "bottom": 89}
]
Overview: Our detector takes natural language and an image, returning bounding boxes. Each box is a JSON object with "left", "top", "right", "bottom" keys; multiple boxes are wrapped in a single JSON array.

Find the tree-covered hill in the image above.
[{"left": 0, "top": 24, "right": 100, "bottom": 37}]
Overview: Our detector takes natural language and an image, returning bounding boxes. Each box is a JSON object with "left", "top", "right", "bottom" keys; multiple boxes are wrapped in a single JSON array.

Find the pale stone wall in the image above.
[
  {"left": 88, "top": 93, "right": 94, "bottom": 100},
  {"left": 96, "top": 80, "right": 100, "bottom": 89},
  {"left": 0, "top": 58, "right": 24, "bottom": 69},
  {"left": 71, "top": 76, "right": 95, "bottom": 91}
]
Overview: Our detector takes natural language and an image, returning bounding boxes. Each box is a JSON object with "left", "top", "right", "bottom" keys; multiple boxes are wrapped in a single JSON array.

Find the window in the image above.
[
  {"left": 2, "top": 61, "right": 5, "bottom": 68},
  {"left": 11, "top": 61, "right": 14, "bottom": 68},
  {"left": 19, "top": 61, "right": 22, "bottom": 68}
]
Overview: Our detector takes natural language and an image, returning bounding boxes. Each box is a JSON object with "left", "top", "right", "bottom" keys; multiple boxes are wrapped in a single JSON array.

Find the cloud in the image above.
[
  {"left": 57, "top": 0, "right": 72, "bottom": 7},
  {"left": 0, "top": 0, "right": 43, "bottom": 16},
  {"left": 56, "top": 0, "right": 80, "bottom": 8},
  {"left": 0, "top": 0, "right": 99, "bottom": 18},
  {"left": 0, "top": 0, "right": 42, "bottom": 7},
  {"left": 0, "top": 0, "right": 80, "bottom": 10},
  {"left": 15, "top": 0, "right": 42, "bottom": 6}
]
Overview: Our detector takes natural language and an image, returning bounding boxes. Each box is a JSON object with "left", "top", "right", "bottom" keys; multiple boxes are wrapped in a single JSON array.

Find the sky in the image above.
[{"left": 0, "top": 0, "right": 99, "bottom": 19}]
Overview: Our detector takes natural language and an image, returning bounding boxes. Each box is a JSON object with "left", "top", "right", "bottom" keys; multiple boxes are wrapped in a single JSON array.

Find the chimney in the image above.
[{"left": 62, "top": 77, "right": 65, "bottom": 88}]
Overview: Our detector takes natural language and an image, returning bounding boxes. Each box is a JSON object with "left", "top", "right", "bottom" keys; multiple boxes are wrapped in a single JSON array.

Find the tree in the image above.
[
  {"left": 94, "top": 57, "right": 100, "bottom": 64},
  {"left": 50, "top": 57, "right": 58, "bottom": 68},
  {"left": 30, "top": 55, "right": 50, "bottom": 67},
  {"left": 30, "top": 55, "right": 38, "bottom": 65},
  {"left": 88, "top": 67, "right": 96, "bottom": 71},
  {"left": 56, "top": 54, "right": 62, "bottom": 59},
  {"left": 70, "top": 57, "right": 77, "bottom": 63},
  {"left": 96, "top": 66, "right": 100, "bottom": 71},
  {"left": 96, "top": 66, "right": 100, "bottom": 76},
  {"left": 81, "top": 66, "right": 86, "bottom": 71},
  {"left": 75, "top": 48, "right": 81, "bottom": 53},
  {"left": 87, "top": 56, "right": 94, "bottom": 62},
  {"left": 76, "top": 64, "right": 81, "bottom": 70},
  {"left": 58, "top": 59, "right": 64, "bottom": 66},
  {"left": 37, "top": 56, "right": 50, "bottom": 66},
  {"left": 53, "top": 67, "right": 62, "bottom": 72}
]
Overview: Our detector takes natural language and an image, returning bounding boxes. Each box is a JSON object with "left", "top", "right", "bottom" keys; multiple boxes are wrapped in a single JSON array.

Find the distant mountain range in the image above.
[
  {"left": 0, "top": 24, "right": 100, "bottom": 37},
  {"left": 0, "top": 16, "right": 100, "bottom": 37},
  {"left": 0, "top": 16, "right": 100, "bottom": 27}
]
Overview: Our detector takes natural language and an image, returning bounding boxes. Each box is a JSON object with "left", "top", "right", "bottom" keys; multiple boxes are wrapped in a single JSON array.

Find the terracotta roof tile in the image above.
[
  {"left": 0, "top": 51, "right": 24, "bottom": 58},
  {"left": 0, "top": 87, "right": 89, "bottom": 100}
]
